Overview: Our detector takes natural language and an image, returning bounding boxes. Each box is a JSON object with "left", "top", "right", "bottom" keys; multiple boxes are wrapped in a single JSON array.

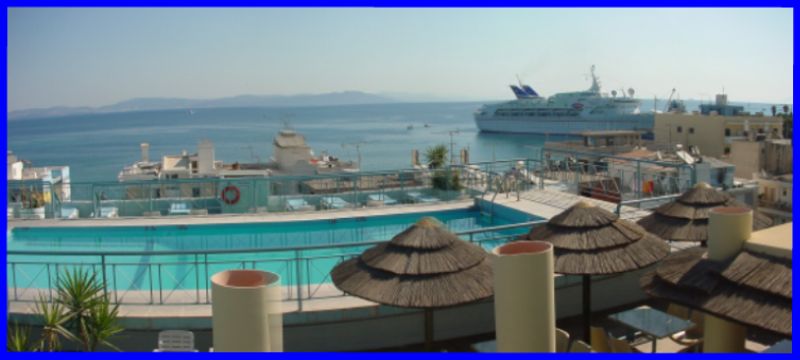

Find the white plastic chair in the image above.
[{"left": 154, "top": 330, "right": 197, "bottom": 352}]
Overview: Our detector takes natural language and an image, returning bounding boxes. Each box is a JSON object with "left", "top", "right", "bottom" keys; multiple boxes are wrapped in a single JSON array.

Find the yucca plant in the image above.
[
  {"left": 55, "top": 268, "right": 120, "bottom": 351},
  {"left": 7, "top": 322, "right": 35, "bottom": 352},
  {"left": 84, "top": 298, "right": 123, "bottom": 351},
  {"left": 35, "top": 294, "right": 75, "bottom": 351}
]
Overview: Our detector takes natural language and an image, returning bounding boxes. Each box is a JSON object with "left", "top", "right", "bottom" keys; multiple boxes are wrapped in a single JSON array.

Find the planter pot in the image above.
[{"left": 19, "top": 206, "right": 45, "bottom": 219}]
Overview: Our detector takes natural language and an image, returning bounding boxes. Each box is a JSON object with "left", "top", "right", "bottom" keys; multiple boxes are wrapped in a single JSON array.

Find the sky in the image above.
[{"left": 7, "top": 7, "right": 794, "bottom": 111}]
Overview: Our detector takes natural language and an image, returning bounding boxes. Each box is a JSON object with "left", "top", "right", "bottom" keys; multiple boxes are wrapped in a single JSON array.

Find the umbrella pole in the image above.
[
  {"left": 424, "top": 308, "right": 434, "bottom": 351},
  {"left": 582, "top": 274, "right": 591, "bottom": 343}
]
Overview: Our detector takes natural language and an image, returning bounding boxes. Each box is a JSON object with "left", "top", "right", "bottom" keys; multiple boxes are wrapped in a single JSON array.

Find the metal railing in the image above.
[
  {"left": 7, "top": 220, "right": 546, "bottom": 309},
  {"left": 8, "top": 165, "right": 507, "bottom": 220},
  {"left": 8, "top": 155, "right": 713, "bottom": 220}
]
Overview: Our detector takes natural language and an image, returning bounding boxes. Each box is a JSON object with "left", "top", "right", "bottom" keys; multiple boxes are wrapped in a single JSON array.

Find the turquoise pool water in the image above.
[{"left": 8, "top": 206, "right": 539, "bottom": 301}]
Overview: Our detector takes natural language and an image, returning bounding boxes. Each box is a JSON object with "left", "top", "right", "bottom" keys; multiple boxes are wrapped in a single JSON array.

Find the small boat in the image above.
[{"left": 407, "top": 125, "right": 414, "bottom": 130}]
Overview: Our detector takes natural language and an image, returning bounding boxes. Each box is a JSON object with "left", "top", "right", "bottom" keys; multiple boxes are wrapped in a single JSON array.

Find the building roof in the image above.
[
  {"left": 745, "top": 223, "right": 792, "bottom": 260},
  {"left": 579, "top": 130, "right": 641, "bottom": 137}
]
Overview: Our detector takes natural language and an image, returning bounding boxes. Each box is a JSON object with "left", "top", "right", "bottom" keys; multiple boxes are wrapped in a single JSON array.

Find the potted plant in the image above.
[{"left": 19, "top": 190, "right": 46, "bottom": 219}]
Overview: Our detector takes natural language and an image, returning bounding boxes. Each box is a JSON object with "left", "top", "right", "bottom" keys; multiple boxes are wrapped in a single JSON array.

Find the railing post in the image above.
[
  {"left": 149, "top": 263, "right": 154, "bottom": 304},
  {"left": 112, "top": 264, "right": 118, "bottom": 303},
  {"left": 195, "top": 254, "right": 200, "bottom": 304},
  {"left": 158, "top": 263, "right": 163, "bottom": 304},
  {"left": 295, "top": 249, "right": 303, "bottom": 311},
  {"left": 46, "top": 263, "right": 53, "bottom": 300},
  {"left": 204, "top": 253, "right": 210, "bottom": 304},
  {"left": 101, "top": 255, "right": 108, "bottom": 296},
  {"left": 11, "top": 263, "right": 18, "bottom": 301}
]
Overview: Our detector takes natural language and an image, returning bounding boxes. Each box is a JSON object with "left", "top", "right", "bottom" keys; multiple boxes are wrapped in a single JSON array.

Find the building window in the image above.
[
  {"left": 724, "top": 147, "right": 731, "bottom": 155},
  {"left": 725, "top": 128, "right": 731, "bottom": 136},
  {"left": 192, "top": 187, "right": 201, "bottom": 197},
  {"left": 676, "top": 126, "right": 683, "bottom": 133},
  {"left": 688, "top": 127, "right": 695, "bottom": 134}
]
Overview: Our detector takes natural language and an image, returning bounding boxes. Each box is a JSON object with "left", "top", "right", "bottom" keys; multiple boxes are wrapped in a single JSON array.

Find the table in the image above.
[
  {"left": 762, "top": 340, "right": 791, "bottom": 353},
  {"left": 608, "top": 305, "right": 695, "bottom": 353}
]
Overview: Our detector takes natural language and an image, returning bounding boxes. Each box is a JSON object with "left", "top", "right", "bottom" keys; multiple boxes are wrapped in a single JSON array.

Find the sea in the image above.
[
  {"left": 7, "top": 100, "right": 784, "bottom": 183},
  {"left": 7, "top": 102, "right": 571, "bottom": 182}
]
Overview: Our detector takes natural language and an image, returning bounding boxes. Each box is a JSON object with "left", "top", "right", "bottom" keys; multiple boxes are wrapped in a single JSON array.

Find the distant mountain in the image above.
[{"left": 8, "top": 91, "right": 395, "bottom": 120}]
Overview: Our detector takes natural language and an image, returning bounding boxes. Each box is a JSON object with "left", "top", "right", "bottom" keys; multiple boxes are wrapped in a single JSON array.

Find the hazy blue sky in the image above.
[{"left": 7, "top": 7, "right": 793, "bottom": 111}]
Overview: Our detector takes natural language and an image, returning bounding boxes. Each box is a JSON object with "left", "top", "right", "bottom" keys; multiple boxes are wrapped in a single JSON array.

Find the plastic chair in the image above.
[
  {"left": 610, "top": 337, "right": 641, "bottom": 353},
  {"left": 569, "top": 340, "right": 593, "bottom": 352},
  {"left": 556, "top": 328, "right": 571, "bottom": 353},
  {"left": 667, "top": 304, "right": 703, "bottom": 347},
  {"left": 590, "top": 326, "right": 612, "bottom": 352},
  {"left": 154, "top": 330, "right": 197, "bottom": 352}
]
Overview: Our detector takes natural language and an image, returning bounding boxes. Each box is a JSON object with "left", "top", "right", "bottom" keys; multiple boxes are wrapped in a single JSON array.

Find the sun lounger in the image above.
[
  {"left": 407, "top": 191, "right": 440, "bottom": 203},
  {"left": 285, "top": 198, "right": 314, "bottom": 212},
  {"left": 7, "top": 207, "right": 14, "bottom": 219},
  {"left": 99, "top": 206, "right": 118, "bottom": 218},
  {"left": 367, "top": 194, "right": 397, "bottom": 206},
  {"left": 60, "top": 205, "right": 79, "bottom": 219},
  {"left": 154, "top": 330, "right": 198, "bottom": 352},
  {"left": 168, "top": 202, "right": 191, "bottom": 215},
  {"left": 321, "top": 196, "right": 352, "bottom": 209}
]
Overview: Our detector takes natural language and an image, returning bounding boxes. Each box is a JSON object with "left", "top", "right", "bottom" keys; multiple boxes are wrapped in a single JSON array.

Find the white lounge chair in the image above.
[
  {"left": 60, "top": 205, "right": 79, "bottom": 219},
  {"left": 154, "top": 330, "right": 198, "bottom": 352},
  {"left": 321, "top": 196, "right": 351, "bottom": 209},
  {"left": 168, "top": 202, "right": 191, "bottom": 215},
  {"left": 7, "top": 207, "right": 14, "bottom": 219},
  {"left": 407, "top": 191, "right": 440, "bottom": 204},
  {"left": 367, "top": 194, "right": 397, "bottom": 206},
  {"left": 285, "top": 198, "right": 314, "bottom": 212},
  {"left": 99, "top": 206, "right": 118, "bottom": 218}
]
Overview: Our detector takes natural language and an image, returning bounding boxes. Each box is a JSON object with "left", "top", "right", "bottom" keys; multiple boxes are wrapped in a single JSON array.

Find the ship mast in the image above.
[{"left": 589, "top": 65, "right": 601, "bottom": 93}]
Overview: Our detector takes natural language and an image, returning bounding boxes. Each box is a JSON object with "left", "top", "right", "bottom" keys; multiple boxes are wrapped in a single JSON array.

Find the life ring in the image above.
[{"left": 221, "top": 185, "right": 240, "bottom": 205}]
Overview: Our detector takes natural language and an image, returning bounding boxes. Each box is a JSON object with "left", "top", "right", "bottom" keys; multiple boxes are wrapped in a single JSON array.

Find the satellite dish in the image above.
[
  {"left": 611, "top": 90, "right": 617, "bottom": 98},
  {"left": 627, "top": 88, "right": 635, "bottom": 97}
]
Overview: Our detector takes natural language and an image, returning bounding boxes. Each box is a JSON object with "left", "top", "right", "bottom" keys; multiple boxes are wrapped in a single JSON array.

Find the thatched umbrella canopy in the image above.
[
  {"left": 637, "top": 183, "right": 773, "bottom": 243},
  {"left": 331, "top": 217, "right": 493, "bottom": 349},
  {"left": 526, "top": 201, "right": 670, "bottom": 341},
  {"left": 641, "top": 247, "right": 791, "bottom": 337}
]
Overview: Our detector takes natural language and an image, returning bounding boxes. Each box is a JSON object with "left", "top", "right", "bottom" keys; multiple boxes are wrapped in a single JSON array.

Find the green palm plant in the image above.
[
  {"left": 35, "top": 294, "right": 75, "bottom": 351},
  {"left": 424, "top": 144, "right": 448, "bottom": 169},
  {"left": 7, "top": 322, "right": 35, "bottom": 352}
]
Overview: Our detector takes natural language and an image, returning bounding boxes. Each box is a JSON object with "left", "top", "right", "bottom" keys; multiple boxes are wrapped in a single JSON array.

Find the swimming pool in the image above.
[{"left": 8, "top": 205, "right": 542, "bottom": 304}]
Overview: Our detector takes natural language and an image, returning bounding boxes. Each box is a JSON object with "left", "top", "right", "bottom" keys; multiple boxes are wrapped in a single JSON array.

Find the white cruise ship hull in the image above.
[{"left": 474, "top": 113, "right": 655, "bottom": 135}]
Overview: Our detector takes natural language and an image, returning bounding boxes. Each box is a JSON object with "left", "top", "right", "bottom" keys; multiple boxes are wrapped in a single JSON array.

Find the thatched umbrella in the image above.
[
  {"left": 641, "top": 247, "right": 791, "bottom": 337},
  {"left": 526, "top": 201, "right": 670, "bottom": 342},
  {"left": 637, "top": 183, "right": 773, "bottom": 243},
  {"left": 331, "top": 217, "right": 493, "bottom": 349}
]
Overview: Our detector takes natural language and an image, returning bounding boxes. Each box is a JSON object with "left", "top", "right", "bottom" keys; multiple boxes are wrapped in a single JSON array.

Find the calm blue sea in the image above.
[{"left": 7, "top": 102, "right": 570, "bottom": 182}]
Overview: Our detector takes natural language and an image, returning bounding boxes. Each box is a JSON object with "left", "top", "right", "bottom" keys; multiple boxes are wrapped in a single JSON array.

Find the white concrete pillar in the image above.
[
  {"left": 211, "top": 270, "right": 282, "bottom": 352},
  {"left": 491, "top": 241, "right": 556, "bottom": 352},
  {"left": 703, "top": 207, "right": 751, "bottom": 353},
  {"left": 140, "top": 143, "right": 150, "bottom": 163}
]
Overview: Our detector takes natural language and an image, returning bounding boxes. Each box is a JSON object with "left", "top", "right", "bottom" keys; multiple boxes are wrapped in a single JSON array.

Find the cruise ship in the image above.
[{"left": 474, "top": 66, "right": 654, "bottom": 134}]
